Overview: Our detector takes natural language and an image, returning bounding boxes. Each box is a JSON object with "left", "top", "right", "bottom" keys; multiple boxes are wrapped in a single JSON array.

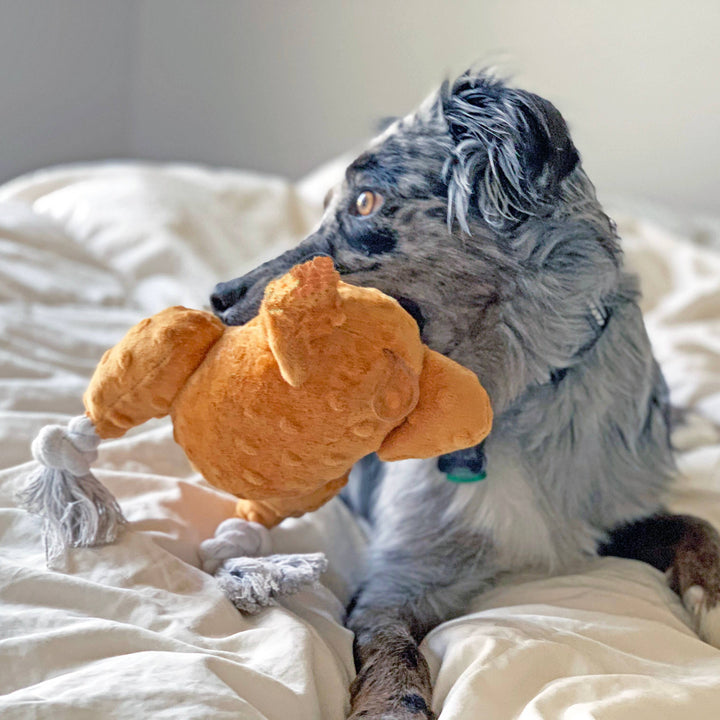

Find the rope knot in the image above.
[{"left": 31, "top": 416, "right": 100, "bottom": 475}]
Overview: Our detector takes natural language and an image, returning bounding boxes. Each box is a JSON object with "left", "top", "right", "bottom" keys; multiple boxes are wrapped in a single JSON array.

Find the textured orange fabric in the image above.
[
  {"left": 84, "top": 307, "right": 225, "bottom": 438},
  {"left": 84, "top": 257, "right": 493, "bottom": 527},
  {"left": 378, "top": 347, "right": 493, "bottom": 462}
]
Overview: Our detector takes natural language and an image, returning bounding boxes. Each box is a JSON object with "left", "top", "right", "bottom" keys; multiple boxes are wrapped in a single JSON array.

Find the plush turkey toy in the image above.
[{"left": 22, "top": 257, "right": 492, "bottom": 610}]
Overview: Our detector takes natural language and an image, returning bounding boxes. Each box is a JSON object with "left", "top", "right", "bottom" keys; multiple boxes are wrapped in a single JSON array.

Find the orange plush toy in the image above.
[{"left": 22, "top": 257, "right": 492, "bottom": 609}]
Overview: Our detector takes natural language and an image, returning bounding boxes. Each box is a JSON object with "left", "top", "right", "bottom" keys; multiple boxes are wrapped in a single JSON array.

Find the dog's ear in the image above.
[{"left": 442, "top": 73, "right": 580, "bottom": 231}]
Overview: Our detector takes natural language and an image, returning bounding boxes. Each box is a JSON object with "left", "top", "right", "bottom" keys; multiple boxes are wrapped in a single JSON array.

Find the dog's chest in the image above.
[{"left": 444, "top": 444, "right": 594, "bottom": 571}]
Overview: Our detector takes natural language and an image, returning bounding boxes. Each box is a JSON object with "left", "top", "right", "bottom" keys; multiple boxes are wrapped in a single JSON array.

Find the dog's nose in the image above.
[{"left": 210, "top": 279, "right": 248, "bottom": 314}]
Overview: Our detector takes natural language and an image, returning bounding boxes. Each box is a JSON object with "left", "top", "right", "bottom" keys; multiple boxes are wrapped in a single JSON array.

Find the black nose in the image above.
[{"left": 210, "top": 279, "right": 248, "bottom": 314}]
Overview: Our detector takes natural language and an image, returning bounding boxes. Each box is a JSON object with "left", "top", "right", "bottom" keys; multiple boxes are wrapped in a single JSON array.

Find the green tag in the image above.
[{"left": 445, "top": 470, "right": 487, "bottom": 483}]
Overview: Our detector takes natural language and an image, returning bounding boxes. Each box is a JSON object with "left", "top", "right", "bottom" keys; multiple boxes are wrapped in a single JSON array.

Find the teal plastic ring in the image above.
[{"left": 445, "top": 471, "right": 487, "bottom": 483}]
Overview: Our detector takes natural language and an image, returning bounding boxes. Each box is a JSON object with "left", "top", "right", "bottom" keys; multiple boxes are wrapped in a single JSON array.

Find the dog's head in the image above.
[{"left": 212, "top": 71, "right": 622, "bottom": 413}]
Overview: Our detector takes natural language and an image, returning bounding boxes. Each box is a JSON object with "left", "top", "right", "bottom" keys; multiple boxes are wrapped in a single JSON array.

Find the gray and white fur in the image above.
[{"left": 211, "top": 71, "right": 720, "bottom": 719}]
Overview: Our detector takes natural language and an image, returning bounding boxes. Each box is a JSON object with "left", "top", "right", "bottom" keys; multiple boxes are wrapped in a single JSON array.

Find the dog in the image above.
[{"left": 210, "top": 70, "right": 720, "bottom": 719}]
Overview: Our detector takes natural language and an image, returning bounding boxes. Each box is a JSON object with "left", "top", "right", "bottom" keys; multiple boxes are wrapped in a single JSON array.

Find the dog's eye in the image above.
[{"left": 354, "top": 190, "right": 383, "bottom": 217}]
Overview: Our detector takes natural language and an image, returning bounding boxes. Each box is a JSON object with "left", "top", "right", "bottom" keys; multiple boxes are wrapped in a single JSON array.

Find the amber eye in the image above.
[{"left": 355, "top": 190, "right": 382, "bottom": 216}]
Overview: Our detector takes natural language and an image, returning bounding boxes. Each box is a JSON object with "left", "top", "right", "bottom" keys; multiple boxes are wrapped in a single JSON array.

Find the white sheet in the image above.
[{"left": 1, "top": 162, "right": 719, "bottom": 719}]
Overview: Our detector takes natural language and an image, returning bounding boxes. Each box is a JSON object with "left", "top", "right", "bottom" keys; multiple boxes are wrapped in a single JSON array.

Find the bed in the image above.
[{"left": 1, "top": 161, "right": 719, "bottom": 719}]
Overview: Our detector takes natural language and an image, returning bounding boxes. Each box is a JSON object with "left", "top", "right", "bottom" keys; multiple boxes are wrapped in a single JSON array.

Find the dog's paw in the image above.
[
  {"left": 683, "top": 584, "right": 720, "bottom": 648},
  {"left": 199, "top": 518, "right": 271, "bottom": 575},
  {"left": 347, "top": 694, "right": 436, "bottom": 720},
  {"left": 349, "top": 665, "right": 435, "bottom": 720}
]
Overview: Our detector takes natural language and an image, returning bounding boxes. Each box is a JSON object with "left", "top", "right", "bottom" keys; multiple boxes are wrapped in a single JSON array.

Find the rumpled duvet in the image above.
[{"left": 1, "top": 162, "right": 719, "bottom": 719}]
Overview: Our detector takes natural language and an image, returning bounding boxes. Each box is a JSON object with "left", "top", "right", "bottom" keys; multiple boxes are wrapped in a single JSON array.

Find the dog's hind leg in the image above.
[{"left": 599, "top": 513, "right": 720, "bottom": 646}]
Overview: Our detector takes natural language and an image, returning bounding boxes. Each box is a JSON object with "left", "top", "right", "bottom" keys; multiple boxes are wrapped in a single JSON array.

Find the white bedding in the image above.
[{"left": 1, "top": 162, "right": 719, "bottom": 719}]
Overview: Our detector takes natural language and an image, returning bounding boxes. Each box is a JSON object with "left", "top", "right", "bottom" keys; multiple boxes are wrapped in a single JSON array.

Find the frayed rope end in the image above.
[
  {"left": 17, "top": 416, "right": 127, "bottom": 565},
  {"left": 216, "top": 553, "right": 329, "bottom": 614}
]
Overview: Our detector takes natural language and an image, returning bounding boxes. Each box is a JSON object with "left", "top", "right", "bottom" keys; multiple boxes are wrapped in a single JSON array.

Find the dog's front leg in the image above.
[
  {"left": 345, "top": 526, "right": 493, "bottom": 719},
  {"left": 348, "top": 606, "right": 435, "bottom": 720}
]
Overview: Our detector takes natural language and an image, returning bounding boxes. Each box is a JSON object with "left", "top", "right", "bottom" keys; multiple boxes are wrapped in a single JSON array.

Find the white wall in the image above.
[
  {"left": 1, "top": 1, "right": 719, "bottom": 213},
  {"left": 0, "top": 1, "right": 135, "bottom": 184}
]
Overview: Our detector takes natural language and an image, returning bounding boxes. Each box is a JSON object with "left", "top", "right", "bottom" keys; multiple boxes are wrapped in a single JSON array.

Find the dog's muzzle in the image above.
[
  {"left": 211, "top": 234, "right": 426, "bottom": 335},
  {"left": 210, "top": 235, "right": 332, "bottom": 325}
]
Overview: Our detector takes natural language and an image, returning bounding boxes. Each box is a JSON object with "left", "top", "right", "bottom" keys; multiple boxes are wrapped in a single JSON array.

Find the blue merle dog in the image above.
[{"left": 210, "top": 71, "right": 720, "bottom": 719}]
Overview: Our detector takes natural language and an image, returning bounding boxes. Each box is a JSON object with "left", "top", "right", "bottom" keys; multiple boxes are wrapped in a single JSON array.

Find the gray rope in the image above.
[
  {"left": 215, "top": 553, "right": 328, "bottom": 614},
  {"left": 31, "top": 415, "right": 100, "bottom": 473},
  {"left": 19, "top": 415, "right": 126, "bottom": 565}
]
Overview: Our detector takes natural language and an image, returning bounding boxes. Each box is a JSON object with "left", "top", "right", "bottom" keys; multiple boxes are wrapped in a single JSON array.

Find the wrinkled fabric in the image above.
[{"left": 0, "top": 162, "right": 719, "bottom": 719}]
